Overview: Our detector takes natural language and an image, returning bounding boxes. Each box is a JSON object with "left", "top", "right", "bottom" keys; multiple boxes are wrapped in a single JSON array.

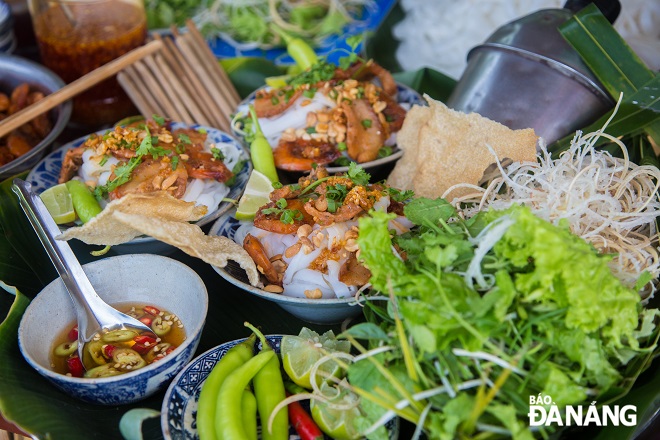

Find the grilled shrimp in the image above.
[
  {"left": 58, "top": 146, "right": 86, "bottom": 183},
  {"left": 109, "top": 159, "right": 188, "bottom": 200},
  {"left": 273, "top": 138, "right": 340, "bottom": 171},
  {"left": 243, "top": 233, "right": 280, "bottom": 285}
]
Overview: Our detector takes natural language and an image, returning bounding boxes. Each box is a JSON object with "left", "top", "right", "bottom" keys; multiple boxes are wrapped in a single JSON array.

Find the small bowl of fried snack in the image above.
[
  {"left": 18, "top": 254, "right": 208, "bottom": 405},
  {"left": 0, "top": 53, "right": 71, "bottom": 180},
  {"left": 232, "top": 57, "right": 424, "bottom": 183}
]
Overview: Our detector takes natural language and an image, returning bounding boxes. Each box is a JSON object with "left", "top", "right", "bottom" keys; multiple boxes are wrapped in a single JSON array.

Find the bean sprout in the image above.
[{"left": 445, "top": 100, "right": 660, "bottom": 298}]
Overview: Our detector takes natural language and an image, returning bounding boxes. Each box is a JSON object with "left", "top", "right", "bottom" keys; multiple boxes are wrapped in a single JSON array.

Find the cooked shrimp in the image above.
[
  {"left": 339, "top": 253, "right": 371, "bottom": 286},
  {"left": 304, "top": 199, "right": 363, "bottom": 225},
  {"left": 342, "top": 98, "right": 386, "bottom": 163},
  {"left": 254, "top": 87, "right": 303, "bottom": 118},
  {"left": 184, "top": 147, "right": 233, "bottom": 181},
  {"left": 109, "top": 159, "right": 188, "bottom": 200},
  {"left": 334, "top": 60, "right": 397, "bottom": 97},
  {"left": 274, "top": 138, "right": 340, "bottom": 171},
  {"left": 243, "top": 233, "right": 280, "bottom": 285},
  {"left": 254, "top": 198, "right": 314, "bottom": 234},
  {"left": 58, "top": 146, "right": 86, "bottom": 183}
]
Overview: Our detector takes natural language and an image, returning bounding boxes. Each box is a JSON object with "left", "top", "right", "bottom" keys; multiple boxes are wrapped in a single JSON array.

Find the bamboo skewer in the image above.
[
  {"left": 175, "top": 35, "right": 234, "bottom": 129},
  {"left": 0, "top": 39, "right": 164, "bottom": 139},
  {"left": 160, "top": 32, "right": 225, "bottom": 129},
  {"left": 185, "top": 20, "right": 241, "bottom": 107}
]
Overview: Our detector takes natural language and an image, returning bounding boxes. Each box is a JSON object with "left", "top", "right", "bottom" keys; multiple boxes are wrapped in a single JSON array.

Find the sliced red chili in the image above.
[
  {"left": 132, "top": 343, "right": 150, "bottom": 355},
  {"left": 103, "top": 344, "right": 117, "bottom": 358},
  {"left": 139, "top": 316, "right": 153, "bottom": 326},
  {"left": 144, "top": 306, "right": 160, "bottom": 316},
  {"left": 66, "top": 356, "right": 84, "bottom": 377},
  {"left": 67, "top": 325, "right": 79, "bottom": 342}
]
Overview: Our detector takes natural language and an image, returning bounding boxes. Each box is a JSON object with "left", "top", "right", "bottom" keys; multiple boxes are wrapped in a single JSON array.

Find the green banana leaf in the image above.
[
  {"left": 550, "top": 4, "right": 660, "bottom": 155},
  {"left": 0, "top": 285, "right": 164, "bottom": 439},
  {"left": 0, "top": 173, "right": 56, "bottom": 297}
]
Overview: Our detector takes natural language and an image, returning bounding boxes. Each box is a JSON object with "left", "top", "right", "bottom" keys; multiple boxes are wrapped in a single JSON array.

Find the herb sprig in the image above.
[{"left": 261, "top": 198, "right": 303, "bottom": 224}]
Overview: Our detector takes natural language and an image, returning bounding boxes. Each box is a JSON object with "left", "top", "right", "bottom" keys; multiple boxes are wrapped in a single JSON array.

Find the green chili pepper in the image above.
[
  {"left": 215, "top": 350, "right": 275, "bottom": 439},
  {"left": 271, "top": 25, "right": 318, "bottom": 71},
  {"left": 65, "top": 180, "right": 102, "bottom": 223},
  {"left": 248, "top": 104, "right": 279, "bottom": 184},
  {"left": 241, "top": 387, "right": 258, "bottom": 440},
  {"left": 245, "top": 323, "right": 288, "bottom": 440},
  {"left": 197, "top": 334, "right": 256, "bottom": 440}
]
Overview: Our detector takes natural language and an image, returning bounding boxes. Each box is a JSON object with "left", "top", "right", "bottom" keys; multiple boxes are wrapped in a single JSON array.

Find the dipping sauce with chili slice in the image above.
[
  {"left": 29, "top": 0, "right": 147, "bottom": 128},
  {"left": 50, "top": 303, "right": 186, "bottom": 378}
]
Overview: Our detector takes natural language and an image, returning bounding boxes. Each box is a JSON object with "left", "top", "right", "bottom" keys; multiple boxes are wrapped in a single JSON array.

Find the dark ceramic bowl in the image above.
[{"left": 0, "top": 53, "right": 71, "bottom": 180}]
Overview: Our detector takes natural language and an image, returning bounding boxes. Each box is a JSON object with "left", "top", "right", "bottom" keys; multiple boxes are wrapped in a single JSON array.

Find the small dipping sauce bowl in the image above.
[{"left": 18, "top": 254, "right": 208, "bottom": 405}]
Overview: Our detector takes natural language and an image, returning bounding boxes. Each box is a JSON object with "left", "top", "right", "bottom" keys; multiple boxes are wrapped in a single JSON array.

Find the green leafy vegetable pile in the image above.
[
  {"left": 344, "top": 199, "right": 659, "bottom": 439},
  {"left": 145, "top": 0, "right": 203, "bottom": 29},
  {"left": 194, "top": 0, "right": 370, "bottom": 48}
]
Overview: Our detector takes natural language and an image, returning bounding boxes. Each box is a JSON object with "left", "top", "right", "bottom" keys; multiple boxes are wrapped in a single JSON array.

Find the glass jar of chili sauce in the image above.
[{"left": 28, "top": 0, "right": 147, "bottom": 128}]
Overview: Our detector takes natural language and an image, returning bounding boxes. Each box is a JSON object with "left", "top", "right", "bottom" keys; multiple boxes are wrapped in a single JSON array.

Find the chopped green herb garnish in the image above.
[
  {"left": 261, "top": 198, "right": 303, "bottom": 224},
  {"left": 197, "top": 128, "right": 207, "bottom": 134},
  {"left": 271, "top": 96, "right": 280, "bottom": 105},
  {"left": 211, "top": 147, "right": 225, "bottom": 161},
  {"left": 178, "top": 133, "right": 192, "bottom": 144},
  {"left": 153, "top": 114, "right": 165, "bottom": 125},
  {"left": 337, "top": 142, "right": 347, "bottom": 151},
  {"left": 377, "top": 145, "right": 392, "bottom": 158},
  {"left": 305, "top": 126, "right": 316, "bottom": 134},
  {"left": 303, "top": 87, "right": 317, "bottom": 99},
  {"left": 171, "top": 155, "right": 179, "bottom": 170},
  {"left": 347, "top": 162, "right": 370, "bottom": 186},
  {"left": 361, "top": 119, "right": 372, "bottom": 128},
  {"left": 385, "top": 187, "right": 414, "bottom": 202},
  {"left": 98, "top": 155, "right": 109, "bottom": 166}
]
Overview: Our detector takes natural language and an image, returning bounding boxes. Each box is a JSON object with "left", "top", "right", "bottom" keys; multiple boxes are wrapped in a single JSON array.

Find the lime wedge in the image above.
[
  {"left": 235, "top": 170, "right": 275, "bottom": 221},
  {"left": 265, "top": 74, "right": 291, "bottom": 88},
  {"left": 311, "top": 381, "right": 362, "bottom": 440},
  {"left": 281, "top": 328, "right": 351, "bottom": 390},
  {"left": 39, "top": 183, "right": 76, "bottom": 224}
]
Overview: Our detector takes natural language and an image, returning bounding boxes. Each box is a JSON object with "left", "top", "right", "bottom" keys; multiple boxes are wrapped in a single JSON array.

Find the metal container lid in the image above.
[{"left": 476, "top": 8, "right": 597, "bottom": 85}]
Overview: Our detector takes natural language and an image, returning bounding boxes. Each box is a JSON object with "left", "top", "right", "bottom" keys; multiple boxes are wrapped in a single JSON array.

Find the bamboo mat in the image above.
[{"left": 117, "top": 20, "right": 241, "bottom": 133}]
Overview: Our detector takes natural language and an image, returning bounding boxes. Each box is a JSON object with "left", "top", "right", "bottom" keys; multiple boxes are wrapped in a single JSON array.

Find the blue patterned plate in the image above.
[
  {"left": 161, "top": 335, "right": 399, "bottom": 439},
  {"left": 26, "top": 122, "right": 251, "bottom": 254},
  {"left": 202, "top": 0, "right": 397, "bottom": 66}
]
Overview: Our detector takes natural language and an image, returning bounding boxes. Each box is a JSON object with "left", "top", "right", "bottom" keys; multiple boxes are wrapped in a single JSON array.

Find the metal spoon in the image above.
[{"left": 12, "top": 179, "right": 152, "bottom": 368}]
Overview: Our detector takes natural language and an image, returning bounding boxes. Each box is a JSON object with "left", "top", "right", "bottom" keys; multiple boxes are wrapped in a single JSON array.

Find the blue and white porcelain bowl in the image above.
[
  {"left": 26, "top": 122, "right": 251, "bottom": 255},
  {"left": 17, "top": 254, "right": 208, "bottom": 405},
  {"left": 162, "top": 335, "right": 399, "bottom": 439}
]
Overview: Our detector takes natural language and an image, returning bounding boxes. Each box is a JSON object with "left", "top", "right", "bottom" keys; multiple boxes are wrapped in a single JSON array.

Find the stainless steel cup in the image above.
[{"left": 446, "top": 8, "right": 613, "bottom": 145}]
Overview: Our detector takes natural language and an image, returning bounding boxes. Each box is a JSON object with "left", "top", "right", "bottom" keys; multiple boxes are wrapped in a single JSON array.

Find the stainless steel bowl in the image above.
[
  {"left": 446, "top": 8, "right": 613, "bottom": 146},
  {"left": 0, "top": 53, "right": 71, "bottom": 180}
]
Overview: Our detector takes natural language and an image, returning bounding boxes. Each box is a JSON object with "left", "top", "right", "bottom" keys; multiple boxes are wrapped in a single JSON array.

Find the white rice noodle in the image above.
[
  {"left": 236, "top": 91, "right": 336, "bottom": 149},
  {"left": 79, "top": 149, "right": 120, "bottom": 187}
]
